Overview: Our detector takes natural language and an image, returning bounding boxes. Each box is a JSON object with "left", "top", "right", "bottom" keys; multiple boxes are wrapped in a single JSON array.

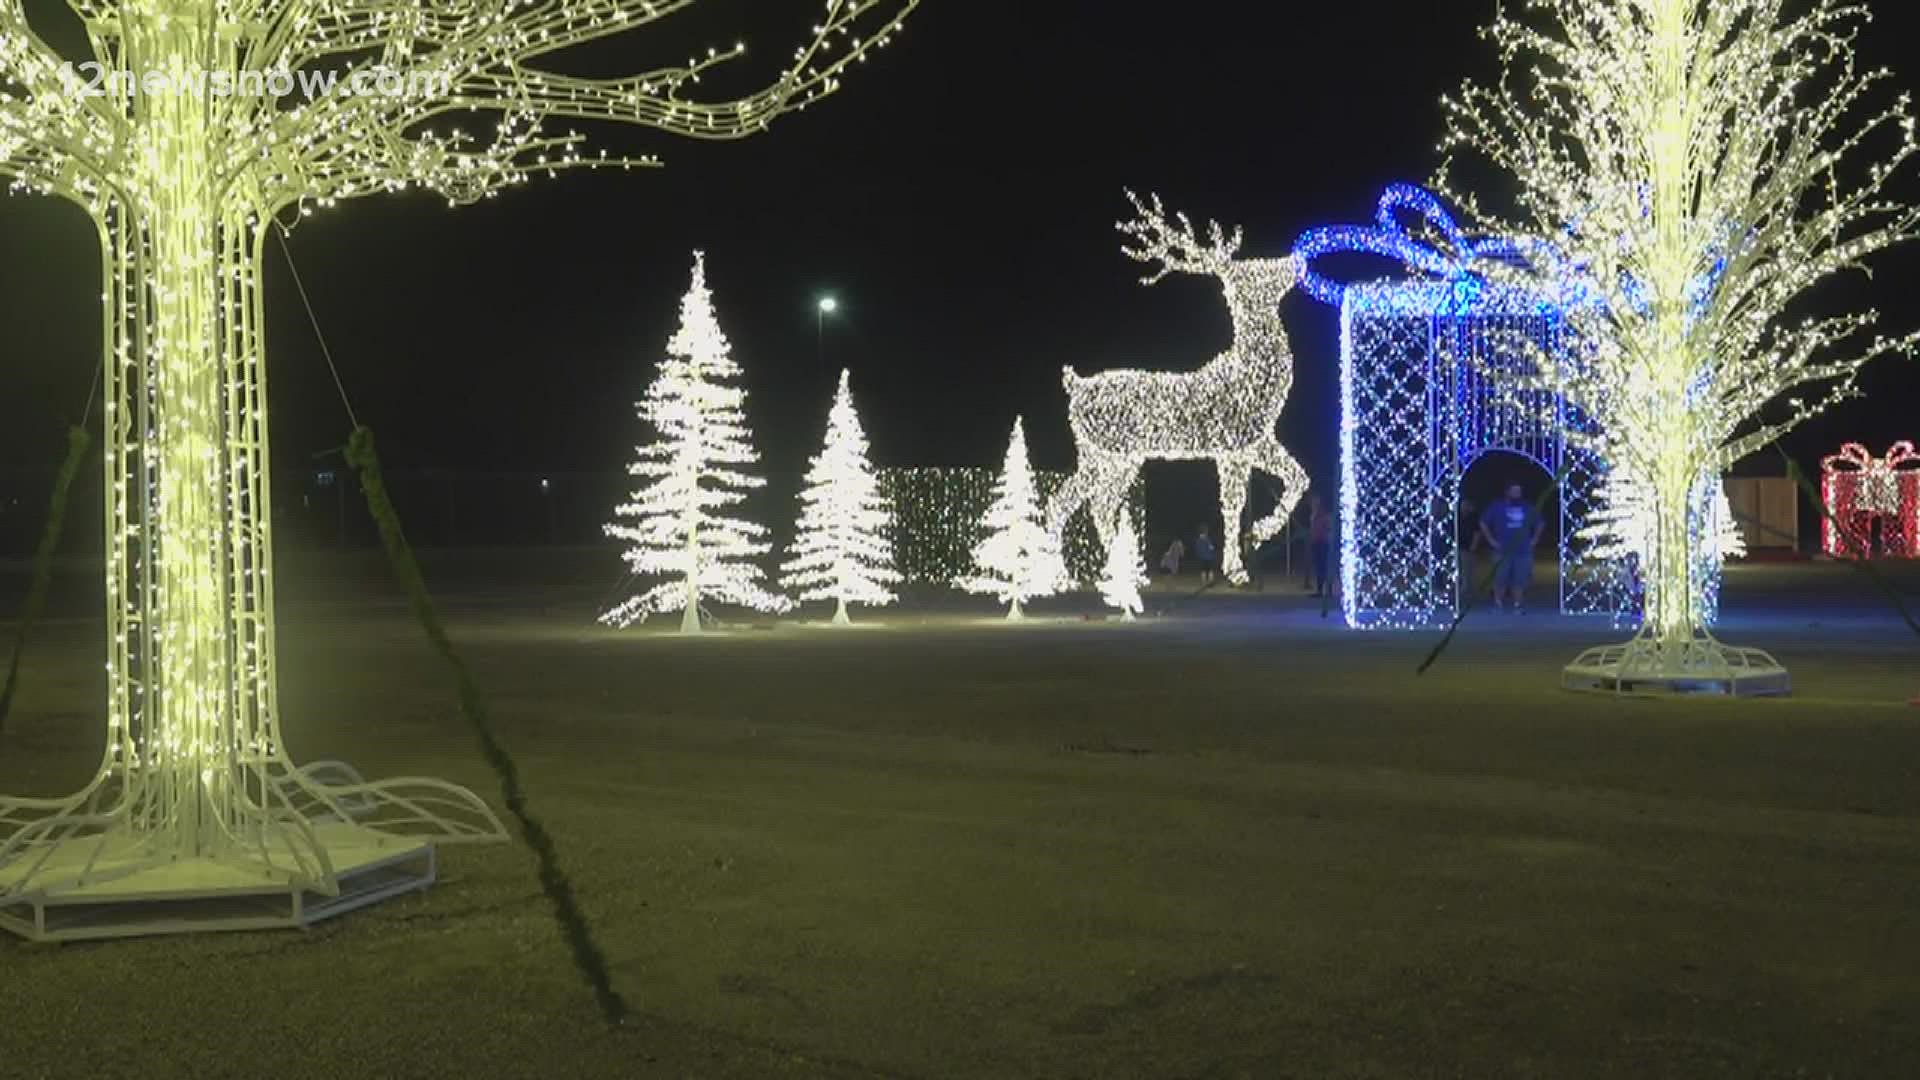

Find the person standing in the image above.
[
  {"left": 1307, "top": 494, "right": 1334, "bottom": 598},
  {"left": 1160, "top": 536, "right": 1185, "bottom": 577},
  {"left": 1478, "top": 483, "right": 1543, "bottom": 612},
  {"left": 1194, "top": 525, "right": 1217, "bottom": 586}
]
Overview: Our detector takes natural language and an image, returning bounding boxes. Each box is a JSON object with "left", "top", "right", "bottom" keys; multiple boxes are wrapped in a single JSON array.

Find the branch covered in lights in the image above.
[
  {"left": 1438, "top": 0, "right": 1919, "bottom": 662},
  {"left": 2, "top": 1, "right": 918, "bottom": 212}
]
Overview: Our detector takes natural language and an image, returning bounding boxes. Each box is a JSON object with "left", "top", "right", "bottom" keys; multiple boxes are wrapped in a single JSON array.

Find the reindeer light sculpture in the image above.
[{"left": 1050, "top": 192, "right": 1308, "bottom": 583}]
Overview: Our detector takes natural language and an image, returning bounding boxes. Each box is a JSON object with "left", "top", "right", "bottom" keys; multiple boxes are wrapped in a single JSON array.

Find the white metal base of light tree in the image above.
[
  {"left": 0, "top": 824, "right": 436, "bottom": 943},
  {"left": 1562, "top": 631, "right": 1791, "bottom": 697},
  {"left": 0, "top": 761, "right": 504, "bottom": 943}
]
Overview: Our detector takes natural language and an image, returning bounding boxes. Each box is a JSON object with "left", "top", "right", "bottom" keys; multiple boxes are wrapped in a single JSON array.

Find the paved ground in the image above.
[{"left": 0, "top": 551, "right": 1916, "bottom": 1078}]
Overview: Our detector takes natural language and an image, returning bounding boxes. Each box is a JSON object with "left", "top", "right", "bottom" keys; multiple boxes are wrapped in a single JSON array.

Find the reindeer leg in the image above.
[
  {"left": 1046, "top": 453, "right": 1104, "bottom": 542},
  {"left": 1248, "top": 437, "right": 1310, "bottom": 541},
  {"left": 1217, "top": 454, "right": 1253, "bottom": 585}
]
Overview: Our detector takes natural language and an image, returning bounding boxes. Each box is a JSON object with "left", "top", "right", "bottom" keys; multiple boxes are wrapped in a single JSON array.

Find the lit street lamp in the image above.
[{"left": 816, "top": 295, "right": 839, "bottom": 371}]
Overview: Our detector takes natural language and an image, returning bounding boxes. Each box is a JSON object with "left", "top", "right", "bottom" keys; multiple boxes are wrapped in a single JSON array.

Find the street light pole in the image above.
[{"left": 816, "top": 295, "right": 838, "bottom": 373}]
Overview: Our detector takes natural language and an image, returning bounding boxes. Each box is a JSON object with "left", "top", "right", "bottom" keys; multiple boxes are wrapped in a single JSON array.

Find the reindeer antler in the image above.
[{"left": 1117, "top": 189, "right": 1245, "bottom": 285}]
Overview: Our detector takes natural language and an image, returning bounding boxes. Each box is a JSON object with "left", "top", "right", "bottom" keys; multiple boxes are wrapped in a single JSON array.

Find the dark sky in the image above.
[{"left": 1, "top": 0, "right": 1916, "bottom": 503}]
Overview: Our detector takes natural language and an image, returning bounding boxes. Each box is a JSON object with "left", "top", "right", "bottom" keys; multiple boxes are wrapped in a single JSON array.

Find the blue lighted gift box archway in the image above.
[{"left": 1292, "top": 185, "right": 1636, "bottom": 629}]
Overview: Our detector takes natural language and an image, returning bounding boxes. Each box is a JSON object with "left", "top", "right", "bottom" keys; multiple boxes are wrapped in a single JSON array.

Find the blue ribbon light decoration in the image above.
[{"left": 1291, "top": 184, "right": 1528, "bottom": 310}]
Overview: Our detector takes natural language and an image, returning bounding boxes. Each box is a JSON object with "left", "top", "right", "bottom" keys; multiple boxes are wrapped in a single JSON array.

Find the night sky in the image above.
[{"left": 2, "top": 1, "right": 1916, "bottom": 533}]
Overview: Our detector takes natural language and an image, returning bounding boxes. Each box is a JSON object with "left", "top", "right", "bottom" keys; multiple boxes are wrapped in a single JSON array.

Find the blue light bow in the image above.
[{"left": 1292, "top": 184, "right": 1525, "bottom": 308}]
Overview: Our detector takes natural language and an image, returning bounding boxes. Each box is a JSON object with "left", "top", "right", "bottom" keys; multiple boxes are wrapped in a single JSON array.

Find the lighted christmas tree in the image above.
[
  {"left": 1099, "top": 518, "right": 1148, "bottom": 620},
  {"left": 783, "top": 370, "right": 900, "bottom": 625},
  {"left": 605, "top": 253, "right": 790, "bottom": 634},
  {"left": 0, "top": 0, "right": 915, "bottom": 937},
  {"left": 1582, "top": 469, "right": 1747, "bottom": 572},
  {"left": 960, "top": 418, "right": 1070, "bottom": 620},
  {"left": 1441, "top": 0, "right": 1918, "bottom": 691}
]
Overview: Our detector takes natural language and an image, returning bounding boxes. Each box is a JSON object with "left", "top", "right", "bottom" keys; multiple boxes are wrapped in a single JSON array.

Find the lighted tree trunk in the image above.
[
  {"left": 1636, "top": 0, "right": 1706, "bottom": 658},
  {"left": 1641, "top": 453, "right": 1701, "bottom": 651},
  {"left": 97, "top": 12, "right": 232, "bottom": 855}
]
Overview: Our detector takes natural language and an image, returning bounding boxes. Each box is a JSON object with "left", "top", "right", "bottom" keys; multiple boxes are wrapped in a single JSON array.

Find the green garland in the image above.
[
  {"left": 345, "top": 426, "right": 630, "bottom": 1024},
  {"left": 0, "top": 426, "right": 91, "bottom": 739}
]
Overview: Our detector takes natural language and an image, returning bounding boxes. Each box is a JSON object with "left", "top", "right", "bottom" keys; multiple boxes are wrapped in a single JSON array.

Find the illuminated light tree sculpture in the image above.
[
  {"left": 605, "top": 252, "right": 792, "bottom": 634},
  {"left": 783, "top": 369, "right": 899, "bottom": 625},
  {"left": 1050, "top": 192, "right": 1309, "bottom": 585},
  {"left": 962, "top": 418, "right": 1069, "bottom": 620},
  {"left": 1441, "top": 0, "right": 1919, "bottom": 694},
  {"left": 1098, "top": 518, "right": 1148, "bottom": 620},
  {"left": 0, "top": 1, "right": 915, "bottom": 938}
]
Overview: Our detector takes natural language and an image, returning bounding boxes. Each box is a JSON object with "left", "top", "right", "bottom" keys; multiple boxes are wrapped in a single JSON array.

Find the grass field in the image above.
[{"left": 1, "top": 551, "right": 1917, "bottom": 1078}]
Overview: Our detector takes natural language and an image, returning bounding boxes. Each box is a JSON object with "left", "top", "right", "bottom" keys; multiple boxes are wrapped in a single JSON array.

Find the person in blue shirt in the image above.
[
  {"left": 1194, "top": 525, "right": 1217, "bottom": 586},
  {"left": 1478, "top": 483, "right": 1543, "bottom": 612}
]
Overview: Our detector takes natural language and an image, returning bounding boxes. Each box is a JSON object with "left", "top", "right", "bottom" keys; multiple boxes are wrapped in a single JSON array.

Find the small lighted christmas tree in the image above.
[
  {"left": 604, "top": 252, "right": 790, "bottom": 634},
  {"left": 783, "top": 370, "right": 901, "bottom": 625},
  {"left": 960, "top": 418, "right": 1069, "bottom": 619},
  {"left": 1099, "top": 518, "right": 1148, "bottom": 620},
  {"left": 1583, "top": 467, "right": 1746, "bottom": 571}
]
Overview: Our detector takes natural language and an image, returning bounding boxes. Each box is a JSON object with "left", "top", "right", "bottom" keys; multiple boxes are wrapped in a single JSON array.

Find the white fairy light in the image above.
[
  {"left": 1098, "top": 518, "right": 1148, "bottom": 620},
  {"left": 782, "top": 369, "right": 900, "bottom": 625},
  {"left": 1050, "top": 191, "right": 1309, "bottom": 586},
  {"left": 0, "top": 0, "right": 916, "bottom": 927},
  {"left": 961, "top": 418, "right": 1070, "bottom": 620},
  {"left": 604, "top": 252, "right": 791, "bottom": 634},
  {"left": 1440, "top": 0, "right": 1919, "bottom": 689}
]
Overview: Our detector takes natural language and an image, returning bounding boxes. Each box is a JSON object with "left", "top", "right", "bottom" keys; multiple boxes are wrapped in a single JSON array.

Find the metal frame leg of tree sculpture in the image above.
[
  {"left": 0, "top": 0, "right": 916, "bottom": 941},
  {"left": 1050, "top": 193, "right": 1309, "bottom": 584}
]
